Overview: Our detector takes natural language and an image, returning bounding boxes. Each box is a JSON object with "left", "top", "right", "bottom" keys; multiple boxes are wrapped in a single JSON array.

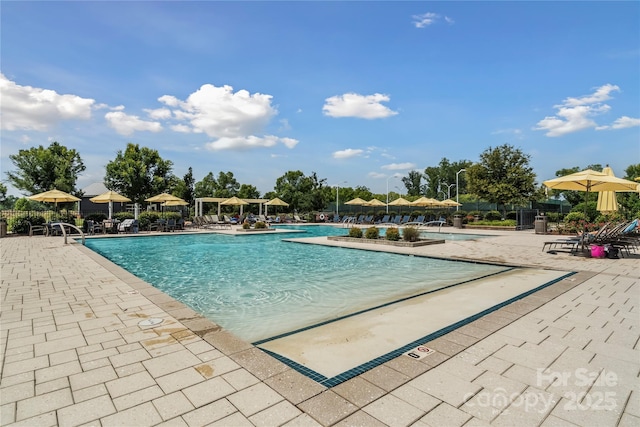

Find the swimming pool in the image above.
[{"left": 85, "top": 226, "right": 510, "bottom": 342}]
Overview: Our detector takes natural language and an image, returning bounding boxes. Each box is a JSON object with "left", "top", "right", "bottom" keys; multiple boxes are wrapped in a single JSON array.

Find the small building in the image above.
[{"left": 80, "top": 182, "right": 130, "bottom": 216}]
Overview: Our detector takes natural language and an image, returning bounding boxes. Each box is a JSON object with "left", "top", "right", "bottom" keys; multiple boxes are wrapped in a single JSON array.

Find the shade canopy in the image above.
[
  {"left": 90, "top": 190, "right": 131, "bottom": 203},
  {"left": 162, "top": 199, "right": 189, "bottom": 206},
  {"left": 344, "top": 197, "right": 369, "bottom": 205},
  {"left": 596, "top": 166, "right": 619, "bottom": 214},
  {"left": 441, "top": 198, "right": 462, "bottom": 207},
  {"left": 264, "top": 197, "right": 289, "bottom": 207},
  {"left": 387, "top": 197, "right": 412, "bottom": 206},
  {"left": 410, "top": 197, "right": 444, "bottom": 207},
  {"left": 366, "top": 198, "right": 387, "bottom": 207},
  {"left": 145, "top": 193, "right": 184, "bottom": 203},
  {"left": 543, "top": 169, "right": 638, "bottom": 193},
  {"left": 28, "top": 189, "right": 80, "bottom": 204},
  {"left": 221, "top": 196, "right": 249, "bottom": 206}
]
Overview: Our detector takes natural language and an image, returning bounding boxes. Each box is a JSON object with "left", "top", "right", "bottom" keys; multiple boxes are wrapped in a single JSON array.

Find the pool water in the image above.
[{"left": 85, "top": 226, "right": 509, "bottom": 342}]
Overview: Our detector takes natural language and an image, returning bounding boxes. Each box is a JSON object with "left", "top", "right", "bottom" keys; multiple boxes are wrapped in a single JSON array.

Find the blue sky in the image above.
[{"left": 2, "top": 1, "right": 639, "bottom": 197}]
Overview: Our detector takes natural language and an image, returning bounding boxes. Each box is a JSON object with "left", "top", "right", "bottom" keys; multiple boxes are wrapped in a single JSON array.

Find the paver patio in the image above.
[{"left": 1, "top": 227, "right": 638, "bottom": 426}]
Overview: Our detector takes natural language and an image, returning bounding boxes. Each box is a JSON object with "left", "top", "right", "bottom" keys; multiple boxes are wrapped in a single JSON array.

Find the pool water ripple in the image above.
[{"left": 86, "top": 226, "right": 508, "bottom": 342}]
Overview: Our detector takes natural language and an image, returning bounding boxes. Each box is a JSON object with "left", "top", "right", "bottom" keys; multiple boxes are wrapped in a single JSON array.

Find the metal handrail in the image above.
[{"left": 50, "top": 222, "right": 85, "bottom": 245}]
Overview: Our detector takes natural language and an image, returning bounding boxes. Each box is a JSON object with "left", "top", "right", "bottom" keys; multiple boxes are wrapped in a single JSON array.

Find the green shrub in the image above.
[
  {"left": 255, "top": 221, "right": 267, "bottom": 229},
  {"left": 10, "top": 214, "right": 46, "bottom": 234},
  {"left": 484, "top": 210, "right": 502, "bottom": 221},
  {"left": 564, "top": 212, "right": 586, "bottom": 223},
  {"left": 505, "top": 211, "right": 517, "bottom": 220},
  {"left": 385, "top": 227, "right": 400, "bottom": 241},
  {"left": 113, "top": 212, "right": 135, "bottom": 222},
  {"left": 364, "top": 226, "right": 379, "bottom": 239},
  {"left": 348, "top": 227, "right": 363, "bottom": 238},
  {"left": 139, "top": 211, "right": 161, "bottom": 230},
  {"left": 242, "top": 221, "right": 251, "bottom": 229},
  {"left": 403, "top": 226, "right": 420, "bottom": 242}
]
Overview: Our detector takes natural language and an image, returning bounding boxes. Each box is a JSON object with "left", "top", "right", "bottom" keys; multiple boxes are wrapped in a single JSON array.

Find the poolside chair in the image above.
[
  {"left": 28, "top": 221, "right": 48, "bottom": 236},
  {"left": 400, "top": 215, "right": 411, "bottom": 224},
  {"left": 118, "top": 219, "right": 135, "bottom": 233},
  {"left": 375, "top": 214, "right": 390, "bottom": 224},
  {"left": 404, "top": 215, "right": 425, "bottom": 226},
  {"left": 293, "top": 214, "right": 307, "bottom": 223}
]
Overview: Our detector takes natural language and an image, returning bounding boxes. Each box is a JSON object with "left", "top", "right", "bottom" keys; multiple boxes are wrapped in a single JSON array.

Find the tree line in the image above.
[{"left": 3, "top": 141, "right": 639, "bottom": 218}]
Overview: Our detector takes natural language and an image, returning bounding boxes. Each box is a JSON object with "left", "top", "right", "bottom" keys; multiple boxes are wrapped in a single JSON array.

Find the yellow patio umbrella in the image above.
[
  {"left": 441, "top": 198, "right": 462, "bottom": 207},
  {"left": 90, "top": 190, "right": 131, "bottom": 219},
  {"left": 366, "top": 198, "right": 387, "bottom": 207},
  {"left": 29, "top": 189, "right": 81, "bottom": 213},
  {"left": 162, "top": 199, "right": 189, "bottom": 206},
  {"left": 386, "top": 196, "right": 412, "bottom": 214},
  {"left": 596, "top": 166, "right": 619, "bottom": 214},
  {"left": 345, "top": 197, "right": 369, "bottom": 214},
  {"left": 221, "top": 196, "right": 249, "bottom": 216},
  {"left": 410, "top": 197, "right": 444, "bottom": 207},
  {"left": 145, "top": 192, "right": 184, "bottom": 203},
  {"left": 264, "top": 197, "right": 289, "bottom": 216}
]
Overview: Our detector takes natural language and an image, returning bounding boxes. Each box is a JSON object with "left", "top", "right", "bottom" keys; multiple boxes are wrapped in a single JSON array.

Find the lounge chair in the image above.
[
  {"left": 376, "top": 215, "right": 390, "bottom": 224},
  {"left": 294, "top": 214, "right": 307, "bottom": 223},
  {"left": 118, "top": 219, "right": 135, "bottom": 233},
  {"left": 28, "top": 221, "right": 48, "bottom": 236},
  {"left": 404, "top": 215, "right": 425, "bottom": 226}
]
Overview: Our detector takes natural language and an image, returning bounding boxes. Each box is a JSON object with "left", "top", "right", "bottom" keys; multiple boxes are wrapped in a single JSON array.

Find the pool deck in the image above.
[{"left": 1, "top": 226, "right": 638, "bottom": 426}]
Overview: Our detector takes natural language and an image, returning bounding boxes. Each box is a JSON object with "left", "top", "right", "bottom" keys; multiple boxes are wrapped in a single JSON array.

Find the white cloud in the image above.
[
  {"left": 0, "top": 73, "right": 94, "bottom": 131},
  {"left": 368, "top": 172, "right": 386, "bottom": 179},
  {"left": 382, "top": 162, "right": 415, "bottom": 170},
  {"left": 596, "top": 116, "right": 640, "bottom": 130},
  {"left": 145, "top": 107, "right": 172, "bottom": 120},
  {"left": 104, "top": 111, "right": 163, "bottom": 136},
  {"left": 333, "top": 148, "right": 364, "bottom": 159},
  {"left": 412, "top": 12, "right": 454, "bottom": 28},
  {"left": 533, "top": 84, "right": 629, "bottom": 137},
  {"left": 323, "top": 93, "right": 398, "bottom": 119},
  {"left": 159, "top": 84, "right": 277, "bottom": 138},
  {"left": 205, "top": 135, "right": 298, "bottom": 151}
]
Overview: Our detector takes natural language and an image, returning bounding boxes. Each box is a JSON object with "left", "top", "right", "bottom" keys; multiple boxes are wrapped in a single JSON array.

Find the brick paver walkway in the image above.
[{"left": 1, "top": 229, "right": 638, "bottom": 426}]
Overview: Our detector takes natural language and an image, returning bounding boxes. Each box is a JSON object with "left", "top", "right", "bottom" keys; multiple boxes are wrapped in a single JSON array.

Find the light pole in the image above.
[
  {"left": 456, "top": 168, "right": 466, "bottom": 210},
  {"left": 386, "top": 174, "right": 400, "bottom": 213},
  {"left": 447, "top": 183, "right": 456, "bottom": 199},
  {"left": 438, "top": 191, "right": 447, "bottom": 200},
  {"left": 334, "top": 181, "right": 346, "bottom": 218}
]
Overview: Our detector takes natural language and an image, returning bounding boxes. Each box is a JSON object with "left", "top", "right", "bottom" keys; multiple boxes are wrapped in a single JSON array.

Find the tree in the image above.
[
  {"left": 213, "top": 172, "right": 240, "bottom": 198},
  {"left": 466, "top": 144, "right": 536, "bottom": 217},
  {"left": 237, "top": 184, "right": 260, "bottom": 199},
  {"left": 104, "top": 143, "right": 173, "bottom": 204},
  {"left": 619, "top": 163, "right": 640, "bottom": 218},
  {"left": 274, "top": 170, "right": 329, "bottom": 212},
  {"left": 6, "top": 141, "right": 85, "bottom": 196},
  {"left": 173, "top": 167, "right": 195, "bottom": 205},
  {"left": 424, "top": 158, "right": 474, "bottom": 199},
  {"left": 194, "top": 172, "right": 217, "bottom": 198},
  {"left": 401, "top": 170, "right": 426, "bottom": 197}
]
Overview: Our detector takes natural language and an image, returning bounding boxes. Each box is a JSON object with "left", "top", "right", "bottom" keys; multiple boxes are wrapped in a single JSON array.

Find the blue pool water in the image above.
[{"left": 85, "top": 226, "right": 509, "bottom": 342}]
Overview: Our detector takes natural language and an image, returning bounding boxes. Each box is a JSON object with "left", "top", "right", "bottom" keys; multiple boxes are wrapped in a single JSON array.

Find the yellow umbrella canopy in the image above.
[
  {"left": 596, "top": 166, "right": 619, "bottom": 214},
  {"left": 90, "top": 190, "right": 131, "bottom": 203},
  {"left": 145, "top": 192, "right": 183, "bottom": 203},
  {"left": 220, "top": 196, "right": 249, "bottom": 206},
  {"left": 387, "top": 197, "right": 412, "bottom": 206},
  {"left": 264, "top": 197, "right": 289, "bottom": 207},
  {"left": 344, "top": 197, "right": 368, "bottom": 205},
  {"left": 90, "top": 190, "right": 132, "bottom": 219},
  {"left": 366, "top": 198, "right": 387, "bottom": 207},
  {"left": 410, "top": 197, "right": 444, "bottom": 207},
  {"left": 29, "top": 189, "right": 80, "bottom": 204},
  {"left": 441, "top": 198, "right": 462, "bottom": 207},
  {"left": 543, "top": 169, "right": 638, "bottom": 193},
  {"left": 162, "top": 198, "right": 189, "bottom": 206}
]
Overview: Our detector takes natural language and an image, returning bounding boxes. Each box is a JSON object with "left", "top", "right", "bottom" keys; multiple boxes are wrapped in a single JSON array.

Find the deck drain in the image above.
[{"left": 138, "top": 318, "right": 163, "bottom": 327}]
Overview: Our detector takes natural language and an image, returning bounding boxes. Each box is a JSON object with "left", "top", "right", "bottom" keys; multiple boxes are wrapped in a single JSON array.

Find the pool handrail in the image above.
[{"left": 50, "top": 222, "right": 85, "bottom": 245}]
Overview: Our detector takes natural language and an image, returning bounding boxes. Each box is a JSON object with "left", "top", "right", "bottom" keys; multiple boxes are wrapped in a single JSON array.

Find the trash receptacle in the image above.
[
  {"left": 453, "top": 214, "right": 463, "bottom": 229},
  {"left": 535, "top": 215, "right": 547, "bottom": 234}
]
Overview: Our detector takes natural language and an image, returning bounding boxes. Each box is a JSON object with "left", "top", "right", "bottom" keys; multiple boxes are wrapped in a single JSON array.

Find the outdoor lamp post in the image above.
[
  {"left": 448, "top": 183, "right": 456, "bottom": 199},
  {"left": 386, "top": 174, "right": 400, "bottom": 213},
  {"left": 456, "top": 169, "right": 466, "bottom": 211},
  {"left": 334, "top": 181, "right": 347, "bottom": 217}
]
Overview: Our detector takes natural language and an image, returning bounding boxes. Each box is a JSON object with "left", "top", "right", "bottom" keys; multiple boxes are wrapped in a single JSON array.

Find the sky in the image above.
[{"left": 1, "top": 1, "right": 639, "bottom": 198}]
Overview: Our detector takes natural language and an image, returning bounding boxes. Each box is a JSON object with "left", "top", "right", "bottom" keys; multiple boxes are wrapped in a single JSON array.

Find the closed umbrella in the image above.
[
  {"left": 596, "top": 166, "right": 619, "bottom": 214},
  {"left": 90, "top": 190, "right": 131, "bottom": 219}
]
